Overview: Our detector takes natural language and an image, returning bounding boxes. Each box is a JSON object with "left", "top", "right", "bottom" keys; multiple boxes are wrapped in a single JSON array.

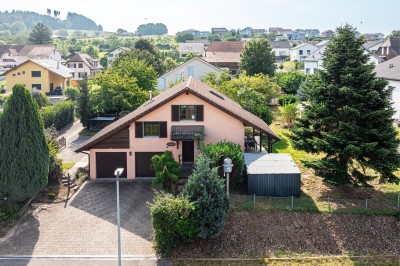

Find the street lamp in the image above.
[
  {"left": 223, "top": 158, "right": 233, "bottom": 198},
  {"left": 114, "top": 168, "right": 124, "bottom": 266}
]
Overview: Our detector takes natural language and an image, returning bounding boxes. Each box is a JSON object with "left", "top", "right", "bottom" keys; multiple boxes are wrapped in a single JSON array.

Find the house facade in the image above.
[
  {"left": 239, "top": 27, "right": 252, "bottom": 36},
  {"left": 178, "top": 43, "right": 205, "bottom": 58},
  {"left": 157, "top": 57, "right": 222, "bottom": 89},
  {"left": 375, "top": 56, "right": 400, "bottom": 118},
  {"left": 203, "top": 41, "right": 245, "bottom": 74},
  {"left": 2, "top": 59, "right": 72, "bottom": 94},
  {"left": 270, "top": 40, "right": 291, "bottom": 63},
  {"left": 76, "top": 77, "right": 280, "bottom": 179},
  {"left": 290, "top": 43, "right": 318, "bottom": 62},
  {"left": 376, "top": 38, "right": 400, "bottom": 61},
  {"left": 106, "top": 47, "right": 129, "bottom": 67},
  {"left": 65, "top": 52, "right": 103, "bottom": 86}
]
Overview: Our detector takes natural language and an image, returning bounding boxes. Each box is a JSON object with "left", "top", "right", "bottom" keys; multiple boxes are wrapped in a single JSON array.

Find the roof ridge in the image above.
[{"left": 186, "top": 76, "right": 193, "bottom": 87}]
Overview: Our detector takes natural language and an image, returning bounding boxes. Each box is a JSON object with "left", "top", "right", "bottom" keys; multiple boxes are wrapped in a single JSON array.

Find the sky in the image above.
[{"left": 1, "top": 0, "right": 399, "bottom": 35}]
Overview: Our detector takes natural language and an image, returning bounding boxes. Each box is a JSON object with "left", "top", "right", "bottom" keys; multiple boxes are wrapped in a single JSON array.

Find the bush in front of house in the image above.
[
  {"left": 200, "top": 141, "right": 244, "bottom": 188},
  {"left": 64, "top": 87, "right": 79, "bottom": 101},
  {"left": 183, "top": 155, "right": 229, "bottom": 238},
  {"left": 278, "top": 94, "right": 297, "bottom": 106},
  {"left": 32, "top": 91, "right": 50, "bottom": 108},
  {"left": 149, "top": 191, "right": 197, "bottom": 257},
  {"left": 40, "top": 101, "right": 75, "bottom": 130},
  {"left": 45, "top": 126, "right": 63, "bottom": 184},
  {"left": 151, "top": 151, "right": 180, "bottom": 194}
]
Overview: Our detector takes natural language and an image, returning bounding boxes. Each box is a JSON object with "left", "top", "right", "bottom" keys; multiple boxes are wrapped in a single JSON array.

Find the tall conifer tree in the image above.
[
  {"left": 0, "top": 84, "right": 49, "bottom": 202},
  {"left": 290, "top": 25, "right": 400, "bottom": 186}
]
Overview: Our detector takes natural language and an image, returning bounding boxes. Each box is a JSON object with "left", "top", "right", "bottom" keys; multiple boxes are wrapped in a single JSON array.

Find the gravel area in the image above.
[{"left": 176, "top": 211, "right": 400, "bottom": 258}]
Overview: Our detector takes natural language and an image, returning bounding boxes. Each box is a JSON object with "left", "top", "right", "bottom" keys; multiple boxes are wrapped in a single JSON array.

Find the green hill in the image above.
[{"left": 0, "top": 10, "right": 100, "bottom": 31}]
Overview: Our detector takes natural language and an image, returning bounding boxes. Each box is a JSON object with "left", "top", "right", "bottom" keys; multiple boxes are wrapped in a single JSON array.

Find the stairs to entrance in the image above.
[{"left": 60, "top": 174, "right": 80, "bottom": 192}]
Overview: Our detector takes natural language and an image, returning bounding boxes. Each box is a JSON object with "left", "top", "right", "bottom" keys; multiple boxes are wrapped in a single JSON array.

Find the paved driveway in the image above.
[{"left": 0, "top": 180, "right": 155, "bottom": 257}]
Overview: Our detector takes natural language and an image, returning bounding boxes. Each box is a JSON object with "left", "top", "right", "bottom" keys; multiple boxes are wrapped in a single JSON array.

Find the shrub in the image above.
[
  {"left": 45, "top": 127, "right": 63, "bottom": 184},
  {"left": 151, "top": 151, "right": 180, "bottom": 194},
  {"left": 40, "top": 101, "right": 75, "bottom": 130},
  {"left": 64, "top": 87, "right": 79, "bottom": 101},
  {"left": 48, "top": 192, "right": 56, "bottom": 201},
  {"left": 0, "top": 95, "right": 8, "bottom": 105},
  {"left": 200, "top": 141, "right": 244, "bottom": 188},
  {"left": 32, "top": 91, "right": 50, "bottom": 108},
  {"left": 278, "top": 94, "right": 297, "bottom": 106},
  {"left": 149, "top": 191, "right": 197, "bottom": 256},
  {"left": 282, "top": 103, "right": 298, "bottom": 128},
  {"left": 183, "top": 155, "right": 229, "bottom": 238}
]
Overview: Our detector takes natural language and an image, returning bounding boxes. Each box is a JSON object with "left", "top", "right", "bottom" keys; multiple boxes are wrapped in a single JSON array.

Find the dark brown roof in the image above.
[
  {"left": 66, "top": 52, "right": 103, "bottom": 71},
  {"left": 381, "top": 38, "right": 400, "bottom": 55},
  {"left": 0, "top": 45, "right": 57, "bottom": 57},
  {"left": 75, "top": 77, "right": 280, "bottom": 152},
  {"left": 206, "top": 41, "right": 245, "bottom": 53}
]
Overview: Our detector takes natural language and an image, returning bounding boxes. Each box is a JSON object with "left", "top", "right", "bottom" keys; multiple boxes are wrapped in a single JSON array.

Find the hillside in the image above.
[{"left": 0, "top": 10, "right": 100, "bottom": 31}]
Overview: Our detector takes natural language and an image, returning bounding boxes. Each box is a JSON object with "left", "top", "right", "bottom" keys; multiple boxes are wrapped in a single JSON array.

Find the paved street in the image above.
[
  {"left": 58, "top": 122, "right": 91, "bottom": 164},
  {"left": 0, "top": 180, "right": 155, "bottom": 257}
]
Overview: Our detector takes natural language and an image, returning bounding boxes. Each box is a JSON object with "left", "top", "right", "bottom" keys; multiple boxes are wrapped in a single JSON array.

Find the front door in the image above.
[
  {"left": 50, "top": 83, "right": 54, "bottom": 94},
  {"left": 182, "top": 141, "right": 194, "bottom": 163}
]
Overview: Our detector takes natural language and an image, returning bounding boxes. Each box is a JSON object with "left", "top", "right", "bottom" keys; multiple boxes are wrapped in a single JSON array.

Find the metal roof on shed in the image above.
[{"left": 244, "top": 153, "right": 301, "bottom": 174}]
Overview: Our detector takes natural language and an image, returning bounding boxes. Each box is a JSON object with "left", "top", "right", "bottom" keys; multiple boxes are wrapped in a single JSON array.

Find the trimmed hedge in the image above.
[
  {"left": 40, "top": 101, "right": 75, "bottom": 130},
  {"left": 149, "top": 192, "right": 197, "bottom": 257},
  {"left": 200, "top": 141, "right": 244, "bottom": 188}
]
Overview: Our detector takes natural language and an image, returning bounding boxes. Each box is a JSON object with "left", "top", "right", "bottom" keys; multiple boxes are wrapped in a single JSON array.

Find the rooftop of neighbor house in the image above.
[
  {"left": 1, "top": 59, "right": 72, "bottom": 78},
  {"left": 0, "top": 44, "right": 59, "bottom": 57},
  {"left": 374, "top": 55, "right": 400, "bottom": 81},
  {"left": 178, "top": 43, "right": 205, "bottom": 54},
  {"left": 75, "top": 77, "right": 280, "bottom": 152},
  {"left": 206, "top": 41, "right": 245, "bottom": 53},
  {"left": 66, "top": 52, "right": 103, "bottom": 70}
]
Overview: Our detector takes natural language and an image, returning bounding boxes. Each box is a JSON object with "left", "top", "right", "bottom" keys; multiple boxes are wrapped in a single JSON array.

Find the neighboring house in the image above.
[
  {"left": 315, "top": 40, "right": 330, "bottom": 48},
  {"left": 0, "top": 45, "right": 62, "bottom": 74},
  {"left": 105, "top": 47, "right": 130, "bottom": 67},
  {"left": 75, "top": 77, "right": 280, "bottom": 179},
  {"left": 364, "top": 33, "right": 385, "bottom": 41},
  {"left": 375, "top": 56, "right": 400, "bottom": 118},
  {"left": 292, "top": 29, "right": 306, "bottom": 41},
  {"left": 157, "top": 57, "right": 222, "bottom": 89},
  {"left": 211, "top": 28, "right": 228, "bottom": 35},
  {"left": 269, "top": 40, "right": 291, "bottom": 63},
  {"left": 305, "top": 29, "right": 320, "bottom": 38},
  {"left": 268, "top": 27, "right": 283, "bottom": 35},
  {"left": 376, "top": 38, "right": 400, "bottom": 61},
  {"left": 203, "top": 41, "right": 245, "bottom": 74},
  {"left": 304, "top": 44, "right": 383, "bottom": 74},
  {"left": 281, "top": 29, "right": 293, "bottom": 40},
  {"left": 178, "top": 43, "right": 205, "bottom": 58},
  {"left": 239, "top": 27, "right": 252, "bottom": 36},
  {"left": 182, "top": 29, "right": 210, "bottom": 37},
  {"left": 290, "top": 43, "right": 318, "bottom": 62},
  {"left": 363, "top": 41, "right": 383, "bottom": 53},
  {"left": 1, "top": 59, "right": 72, "bottom": 94},
  {"left": 252, "top": 29, "right": 266, "bottom": 35},
  {"left": 65, "top": 52, "right": 103, "bottom": 86}
]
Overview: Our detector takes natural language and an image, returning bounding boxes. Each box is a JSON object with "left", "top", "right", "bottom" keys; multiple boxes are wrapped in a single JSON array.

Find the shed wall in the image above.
[{"left": 247, "top": 173, "right": 301, "bottom": 197}]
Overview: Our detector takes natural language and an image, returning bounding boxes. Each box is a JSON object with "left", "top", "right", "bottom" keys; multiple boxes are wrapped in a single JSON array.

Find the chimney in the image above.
[
  {"left": 57, "top": 61, "right": 60, "bottom": 69},
  {"left": 389, "top": 63, "right": 394, "bottom": 68},
  {"left": 149, "top": 91, "right": 153, "bottom": 100}
]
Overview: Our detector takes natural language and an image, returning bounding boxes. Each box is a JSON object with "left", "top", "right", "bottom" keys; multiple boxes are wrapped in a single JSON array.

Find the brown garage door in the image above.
[
  {"left": 135, "top": 152, "right": 163, "bottom": 177},
  {"left": 96, "top": 152, "right": 127, "bottom": 178}
]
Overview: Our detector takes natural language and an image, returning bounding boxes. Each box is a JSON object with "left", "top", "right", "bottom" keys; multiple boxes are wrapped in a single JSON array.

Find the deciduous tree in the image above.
[{"left": 240, "top": 38, "right": 275, "bottom": 76}]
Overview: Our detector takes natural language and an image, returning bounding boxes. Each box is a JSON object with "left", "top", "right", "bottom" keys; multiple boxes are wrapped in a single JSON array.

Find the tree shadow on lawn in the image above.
[{"left": 69, "top": 179, "right": 154, "bottom": 241}]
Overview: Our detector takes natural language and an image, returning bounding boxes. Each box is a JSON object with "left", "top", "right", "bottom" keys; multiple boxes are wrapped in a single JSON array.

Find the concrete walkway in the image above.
[{"left": 58, "top": 122, "right": 91, "bottom": 164}]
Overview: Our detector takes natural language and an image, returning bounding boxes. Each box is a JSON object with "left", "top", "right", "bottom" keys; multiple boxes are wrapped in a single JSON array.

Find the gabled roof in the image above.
[
  {"left": 269, "top": 40, "right": 291, "bottom": 49},
  {"left": 1, "top": 59, "right": 72, "bottom": 78},
  {"left": 160, "top": 57, "right": 222, "bottom": 78},
  {"left": 304, "top": 46, "right": 327, "bottom": 62},
  {"left": 363, "top": 41, "right": 382, "bottom": 50},
  {"left": 206, "top": 41, "right": 245, "bottom": 53},
  {"left": 66, "top": 52, "right": 103, "bottom": 70},
  {"left": 291, "top": 43, "right": 316, "bottom": 50},
  {"left": 178, "top": 43, "right": 205, "bottom": 54},
  {"left": 374, "top": 55, "right": 400, "bottom": 81},
  {"left": 0, "top": 45, "right": 58, "bottom": 57},
  {"left": 105, "top": 47, "right": 130, "bottom": 55},
  {"left": 75, "top": 77, "right": 280, "bottom": 152},
  {"left": 380, "top": 38, "right": 400, "bottom": 55}
]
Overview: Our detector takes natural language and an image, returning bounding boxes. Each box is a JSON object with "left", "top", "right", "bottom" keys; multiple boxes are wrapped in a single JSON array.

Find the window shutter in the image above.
[
  {"left": 196, "top": 105, "right": 204, "bottom": 121},
  {"left": 159, "top": 122, "right": 167, "bottom": 138},
  {"left": 135, "top": 122, "right": 143, "bottom": 138},
  {"left": 171, "top": 105, "right": 180, "bottom": 121}
]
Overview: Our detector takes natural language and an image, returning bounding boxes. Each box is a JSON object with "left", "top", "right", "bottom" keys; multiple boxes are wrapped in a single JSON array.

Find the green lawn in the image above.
[{"left": 62, "top": 162, "right": 75, "bottom": 174}]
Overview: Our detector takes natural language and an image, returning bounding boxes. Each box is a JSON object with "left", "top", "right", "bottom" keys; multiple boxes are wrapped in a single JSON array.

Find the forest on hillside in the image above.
[{"left": 0, "top": 10, "right": 100, "bottom": 32}]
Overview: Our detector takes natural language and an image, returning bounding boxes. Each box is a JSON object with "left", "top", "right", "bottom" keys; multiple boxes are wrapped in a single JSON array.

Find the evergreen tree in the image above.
[
  {"left": 183, "top": 156, "right": 229, "bottom": 238},
  {"left": 290, "top": 25, "right": 400, "bottom": 186},
  {"left": 29, "top": 22, "right": 52, "bottom": 44},
  {"left": 0, "top": 84, "right": 49, "bottom": 203},
  {"left": 77, "top": 73, "right": 91, "bottom": 128},
  {"left": 239, "top": 38, "right": 276, "bottom": 76}
]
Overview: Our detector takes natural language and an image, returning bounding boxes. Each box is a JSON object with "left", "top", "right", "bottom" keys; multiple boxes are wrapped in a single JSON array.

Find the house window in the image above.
[
  {"left": 17, "top": 72, "right": 20, "bottom": 76},
  {"left": 12, "top": 73, "right": 16, "bottom": 77},
  {"left": 32, "top": 84, "right": 42, "bottom": 90},
  {"left": 78, "top": 72, "right": 85, "bottom": 78},
  {"left": 306, "top": 68, "right": 310, "bottom": 74},
  {"left": 180, "top": 105, "right": 196, "bottom": 120},
  {"left": 78, "top": 63, "right": 83, "bottom": 68},
  {"left": 307, "top": 50, "right": 311, "bottom": 55},
  {"left": 31, "top": 71, "right": 41, "bottom": 77},
  {"left": 22, "top": 71, "right": 25, "bottom": 75},
  {"left": 144, "top": 122, "right": 160, "bottom": 137},
  {"left": 299, "top": 50, "right": 303, "bottom": 55},
  {"left": 72, "top": 73, "right": 75, "bottom": 78}
]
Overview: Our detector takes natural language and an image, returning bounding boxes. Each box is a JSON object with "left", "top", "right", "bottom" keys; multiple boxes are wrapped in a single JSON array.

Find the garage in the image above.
[
  {"left": 96, "top": 152, "right": 127, "bottom": 178},
  {"left": 135, "top": 152, "right": 163, "bottom": 177}
]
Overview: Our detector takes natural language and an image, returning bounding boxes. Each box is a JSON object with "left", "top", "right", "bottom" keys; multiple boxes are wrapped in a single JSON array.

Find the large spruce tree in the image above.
[
  {"left": 29, "top": 23, "right": 52, "bottom": 44},
  {"left": 0, "top": 84, "right": 49, "bottom": 202},
  {"left": 290, "top": 25, "right": 400, "bottom": 186}
]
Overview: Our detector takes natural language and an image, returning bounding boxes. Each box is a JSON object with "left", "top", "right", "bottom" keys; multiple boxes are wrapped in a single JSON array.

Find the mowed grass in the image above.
[{"left": 62, "top": 162, "right": 75, "bottom": 174}]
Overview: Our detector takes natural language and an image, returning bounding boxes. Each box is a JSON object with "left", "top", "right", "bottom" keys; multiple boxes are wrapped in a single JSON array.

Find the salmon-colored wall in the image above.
[{"left": 89, "top": 92, "right": 245, "bottom": 179}]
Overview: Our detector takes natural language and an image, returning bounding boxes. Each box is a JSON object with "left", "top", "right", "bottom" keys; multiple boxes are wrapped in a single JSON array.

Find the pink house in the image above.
[{"left": 75, "top": 77, "right": 281, "bottom": 179}]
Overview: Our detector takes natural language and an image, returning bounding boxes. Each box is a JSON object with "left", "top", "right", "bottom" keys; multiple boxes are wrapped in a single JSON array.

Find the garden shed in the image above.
[{"left": 244, "top": 153, "right": 301, "bottom": 197}]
